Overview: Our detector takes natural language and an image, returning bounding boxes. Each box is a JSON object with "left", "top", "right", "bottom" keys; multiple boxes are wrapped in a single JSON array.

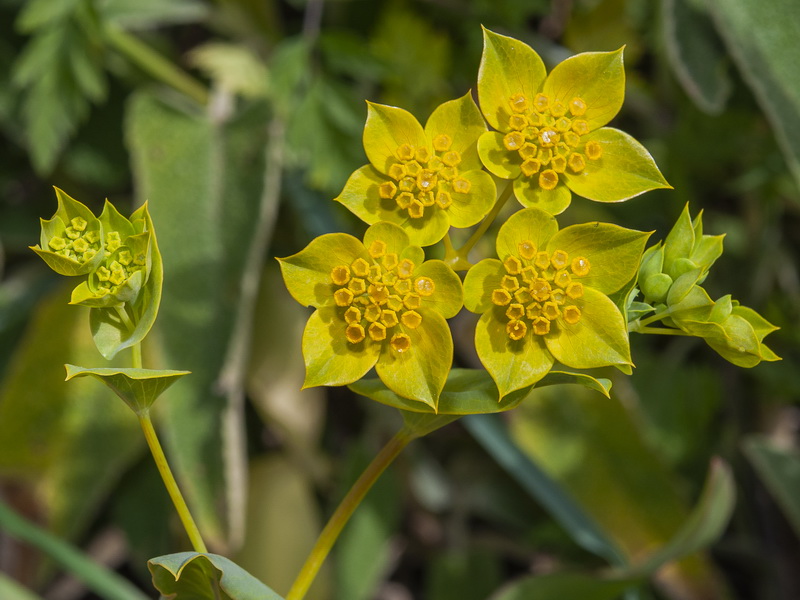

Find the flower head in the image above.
[
  {"left": 476, "top": 28, "right": 670, "bottom": 215},
  {"left": 463, "top": 208, "right": 649, "bottom": 396},
  {"left": 335, "top": 93, "right": 497, "bottom": 247},
  {"left": 278, "top": 222, "right": 463, "bottom": 408}
]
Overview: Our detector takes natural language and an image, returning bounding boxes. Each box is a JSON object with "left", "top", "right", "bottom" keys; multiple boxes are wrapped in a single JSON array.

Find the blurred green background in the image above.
[{"left": 0, "top": 0, "right": 798, "bottom": 599}]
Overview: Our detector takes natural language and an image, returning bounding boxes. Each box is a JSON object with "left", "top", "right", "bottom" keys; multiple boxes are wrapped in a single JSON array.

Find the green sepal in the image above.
[
  {"left": 477, "top": 131, "right": 521, "bottom": 180},
  {"left": 148, "top": 552, "right": 283, "bottom": 600},
  {"left": 363, "top": 102, "right": 429, "bottom": 174},
  {"left": 415, "top": 259, "right": 463, "bottom": 319},
  {"left": 641, "top": 273, "right": 673, "bottom": 304},
  {"left": 65, "top": 365, "right": 191, "bottom": 416},
  {"left": 478, "top": 27, "right": 546, "bottom": 132},
  {"left": 424, "top": 91, "right": 487, "bottom": 172},
  {"left": 463, "top": 258, "right": 504, "bottom": 314},
  {"left": 638, "top": 243, "right": 664, "bottom": 283},
  {"left": 514, "top": 175, "right": 573, "bottom": 214},
  {"left": 495, "top": 207, "right": 558, "bottom": 261},
  {"left": 627, "top": 300, "right": 655, "bottom": 321},
  {"left": 666, "top": 268, "right": 702, "bottom": 305},
  {"left": 98, "top": 199, "right": 136, "bottom": 243},
  {"left": 89, "top": 203, "right": 164, "bottom": 359},
  {"left": 663, "top": 204, "right": 695, "bottom": 277}
]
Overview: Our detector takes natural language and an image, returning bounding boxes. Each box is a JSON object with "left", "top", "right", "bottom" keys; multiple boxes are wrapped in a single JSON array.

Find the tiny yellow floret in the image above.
[
  {"left": 509, "top": 114, "right": 528, "bottom": 130},
  {"left": 504, "top": 132, "right": 525, "bottom": 151},
  {"left": 532, "top": 317, "right": 551, "bottom": 336},
  {"left": 334, "top": 288, "right": 355, "bottom": 306},
  {"left": 569, "top": 97, "right": 587, "bottom": 116},
  {"left": 435, "top": 191, "right": 453, "bottom": 209},
  {"left": 571, "top": 257, "right": 591, "bottom": 277},
  {"left": 382, "top": 253, "right": 398, "bottom": 270},
  {"left": 509, "top": 93, "right": 528, "bottom": 113},
  {"left": 382, "top": 310, "right": 399, "bottom": 327},
  {"left": 492, "top": 289, "right": 512, "bottom": 306},
  {"left": 534, "top": 251, "right": 551, "bottom": 271},
  {"left": 563, "top": 305, "right": 582, "bottom": 325},
  {"left": 550, "top": 250, "right": 569, "bottom": 270},
  {"left": 403, "top": 293, "right": 421, "bottom": 310},
  {"left": 568, "top": 153, "right": 586, "bottom": 173},
  {"left": 584, "top": 141, "right": 603, "bottom": 161},
  {"left": 506, "top": 303, "right": 525, "bottom": 320},
  {"left": 331, "top": 265, "right": 351, "bottom": 285},
  {"left": 433, "top": 134, "right": 452, "bottom": 152},
  {"left": 48, "top": 236, "right": 67, "bottom": 251},
  {"left": 346, "top": 324, "right": 366, "bottom": 343},
  {"left": 388, "top": 164, "right": 407, "bottom": 180},
  {"left": 506, "top": 319, "right": 527, "bottom": 340},
  {"left": 539, "top": 169, "right": 559, "bottom": 191},
  {"left": 397, "top": 259, "right": 415, "bottom": 279},
  {"left": 344, "top": 307, "right": 362, "bottom": 323},
  {"left": 401, "top": 310, "right": 423, "bottom": 329},
  {"left": 520, "top": 159, "right": 541, "bottom": 177},
  {"left": 518, "top": 241, "right": 536, "bottom": 260},
  {"left": 368, "top": 322, "right": 387, "bottom": 341},
  {"left": 501, "top": 275, "right": 519, "bottom": 291},
  {"left": 390, "top": 333, "right": 411, "bottom": 353},
  {"left": 415, "top": 276, "right": 435, "bottom": 296},
  {"left": 348, "top": 278, "right": 366, "bottom": 295},
  {"left": 533, "top": 93, "right": 549, "bottom": 112},
  {"left": 379, "top": 181, "right": 397, "bottom": 199},
  {"left": 396, "top": 144, "right": 415, "bottom": 161},
  {"left": 351, "top": 258, "right": 370, "bottom": 277},
  {"left": 572, "top": 120, "right": 590, "bottom": 136},
  {"left": 566, "top": 282, "right": 584, "bottom": 299},
  {"left": 408, "top": 201, "right": 425, "bottom": 219},
  {"left": 504, "top": 256, "right": 522, "bottom": 275}
]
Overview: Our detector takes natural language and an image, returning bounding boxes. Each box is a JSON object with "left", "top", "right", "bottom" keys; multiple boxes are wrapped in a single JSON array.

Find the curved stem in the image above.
[
  {"left": 139, "top": 411, "right": 208, "bottom": 553},
  {"left": 634, "top": 326, "right": 691, "bottom": 336},
  {"left": 286, "top": 428, "right": 414, "bottom": 600}
]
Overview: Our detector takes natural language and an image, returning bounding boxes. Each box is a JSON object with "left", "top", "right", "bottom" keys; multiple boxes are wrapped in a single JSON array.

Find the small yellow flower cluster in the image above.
[
  {"left": 93, "top": 245, "right": 147, "bottom": 297},
  {"left": 502, "top": 93, "right": 602, "bottom": 191},
  {"left": 491, "top": 240, "right": 590, "bottom": 340},
  {"left": 47, "top": 217, "right": 102, "bottom": 263},
  {"left": 330, "top": 239, "right": 435, "bottom": 352},
  {"left": 378, "top": 137, "right": 472, "bottom": 219}
]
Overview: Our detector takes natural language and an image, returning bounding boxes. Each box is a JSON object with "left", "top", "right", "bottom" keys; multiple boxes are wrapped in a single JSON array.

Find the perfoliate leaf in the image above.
[
  {"left": 148, "top": 553, "right": 283, "bottom": 600},
  {"left": 65, "top": 365, "right": 190, "bottom": 415}
]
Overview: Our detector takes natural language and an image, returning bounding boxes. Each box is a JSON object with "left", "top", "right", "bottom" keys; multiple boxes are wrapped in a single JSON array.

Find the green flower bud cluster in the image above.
[{"left": 633, "top": 204, "right": 779, "bottom": 368}]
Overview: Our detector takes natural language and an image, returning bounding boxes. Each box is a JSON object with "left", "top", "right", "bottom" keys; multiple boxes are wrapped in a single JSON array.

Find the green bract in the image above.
[
  {"left": 31, "top": 189, "right": 163, "bottom": 359},
  {"left": 335, "top": 93, "right": 497, "bottom": 247},
  {"left": 278, "top": 222, "right": 463, "bottom": 409},
  {"left": 476, "top": 27, "right": 670, "bottom": 214},
  {"left": 463, "top": 207, "right": 649, "bottom": 397}
]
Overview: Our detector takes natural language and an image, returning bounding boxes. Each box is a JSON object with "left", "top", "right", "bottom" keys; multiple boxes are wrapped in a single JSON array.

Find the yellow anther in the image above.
[
  {"left": 572, "top": 120, "right": 590, "bottom": 136},
  {"left": 531, "top": 278, "right": 552, "bottom": 302},
  {"left": 417, "top": 170, "right": 438, "bottom": 191},
  {"left": 503, "top": 131, "right": 525, "bottom": 151},
  {"left": 534, "top": 251, "right": 551, "bottom": 270},
  {"left": 334, "top": 288, "right": 355, "bottom": 306},
  {"left": 566, "top": 282, "right": 584, "bottom": 299},
  {"left": 534, "top": 93, "right": 550, "bottom": 112},
  {"left": 442, "top": 150, "right": 461, "bottom": 167},
  {"left": 554, "top": 270, "right": 572, "bottom": 288},
  {"left": 526, "top": 303, "right": 541, "bottom": 320},
  {"left": 564, "top": 131, "right": 581, "bottom": 147},
  {"left": 117, "top": 250, "right": 133, "bottom": 265},
  {"left": 440, "top": 167, "right": 458, "bottom": 180},
  {"left": 506, "top": 319, "right": 527, "bottom": 341},
  {"left": 96, "top": 266, "right": 111, "bottom": 281},
  {"left": 542, "top": 301, "right": 561, "bottom": 320},
  {"left": 408, "top": 200, "right": 425, "bottom": 219},
  {"left": 568, "top": 153, "right": 586, "bottom": 173},
  {"left": 555, "top": 117, "right": 572, "bottom": 133},
  {"left": 387, "top": 295, "right": 404, "bottom": 311},
  {"left": 504, "top": 256, "right": 522, "bottom": 275},
  {"left": 396, "top": 192, "right": 414, "bottom": 209},
  {"left": 563, "top": 305, "right": 582, "bottom": 325},
  {"left": 346, "top": 324, "right": 366, "bottom": 343},
  {"left": 72, "top": 238, "right": 89, "bottom": 253},
  {"left": 364, "top": 303, "right": 382, "bottom": 322},
  {"left": 452, "top": 178, "right": 471, "bottom": 194},
  {"left": 369, "top": 283, "right": 390, "bottom": 304},
  {"left": 435, "top": 191, "right": 453, "bottom": 209},
  {"left": 399, "top": 177, "right": 416, "bottom": 192},
  {"left": 550, "top": 100, "right": 567, "bottom": 117},
  {"left": 539, "top": 128, "right": 559, "bottom": 147},
  {"left": 551, "top": 250, "right": 569, "bottom": 270},
  {"left": 344, "top": 307, "right": 362, "bottom": 324},
  {"left": 48, "top": 236, "right": 67, "bottom": 251},
  {"left": 506, "top": 303, "right": 525, "bottom": 320},
  {"left": 388, "top": 163, "right": 406, "bottom": 180},
  {"left": 585, "top": 141, "right": 603, "bottom": 161},
  {"left": 519, "top": 143, "right": 538, "bottom": 160},
  {"left": 433, "top": 134, "right": 452, "bottom": 152},
  {"left": 509, "top": 93, "right": 529, "bottom": 113},
  {"left": 551, "top": 155, "right": 567, "bottom": 173},
  {"left": 401, "top": 310, "right": 423, "bottom": 329},
  {"left": 348, "top": 278, "right": 366, "bottom": 295},
  {"left": 514, "top": 288, "right": 533, "bottom": 304},
  {"left": 65, "top": 227, "right": 81, "bottom": 240},
  {"left": 382, "top": 253, "right": 398, "bottom": 270},
  {"left": 405, "top": 161, "right": 421, "bottom": 177},
  {"left": 532, "top": 317, "right": 551, "bottom": 336},
  {"left": 509, "top": 114, "right": 528, "bottom": 130},
  {"left": 415, "top": 276, "right": 435, "bottom": 296},
  {"left": 520, "top": 159, "right": 541, "bottom": 177},
  {"left": 501, "top": 275, "right": 519, "bottom": 291},
  {"left": 396, "top": 144, "right": 415, "bottom": 161},
  {"left": 518, "top": 240, "right": 536, "bottom": 260},
  {"left": 419, "top": 191, "right": 435, "bottom": 207},
  {"left": 390, "top": 333, "right": 411, "bottom": 353},
  {"left": 382, "top": 310, "right": 399, "bottom": 328},
  {"left": 368, "top": 322, "right": 387, "bottom": 341},
  {"left": 569, "top": 97, "right": 587, "bottom": 116},
  {"left": 491, "top": 288, "right": 512, "bottom": 306},
  {"left": 539, "top": 169, "right": 559, "bottom": 191},
  {"left": 571, "top": 256, "right": 591, "bottom": 276},
  {"left": 415, "top": 146, "right": 431, "bottom": 164},
  {"left": 520, "top": 265, "right": 537, "bottom": 282},
  {"left": 378, "top": 181, "right": 397, "bottom": 199},
  {"left": 369, "top": 240, "right": 387, "bottom": 259},
  {"left": 403, "top": 293, "right": 421, "bottom": 310},
  {"left": 351, "top": 258, "right": 370, "bottom": 277}
]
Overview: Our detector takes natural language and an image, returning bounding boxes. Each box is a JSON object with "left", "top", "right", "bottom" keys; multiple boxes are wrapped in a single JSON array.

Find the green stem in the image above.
[
  {"left": 286, "top": 428, "right": 414, "bottom": 600},
  {"left": 103, "top": 26, "right": 209, "bottom": 106},
  {"left": 114, "top": 305, "right": 134, "bottom": 332},
  {"left": 634, "top": 326, "right": 691, "bottom": 336},
  {"left": 131, "top": 342, "right": 143, "bottom": 370},
  {"left": 139, "top": 411, "right": 208, "bottom": 553}
]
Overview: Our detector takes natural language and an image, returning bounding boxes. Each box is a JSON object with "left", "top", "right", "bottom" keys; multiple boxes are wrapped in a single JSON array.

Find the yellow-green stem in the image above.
[
  {"left": 286, "top": 428, "right": 414, "bottom": 600},
  {"left": 460, "top": 181, "right": 514, "bottom": 255},
  {"left": 139, "top": 411, "right": 208, "bottom": 553},
  {"left": 131, "top": 343, "right": 143, "bottom": 370},
  {"left": 633, "top": 326, "right": 691, "bottom": 336}
]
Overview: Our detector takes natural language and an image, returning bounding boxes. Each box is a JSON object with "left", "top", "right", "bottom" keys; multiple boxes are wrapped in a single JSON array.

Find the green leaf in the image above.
[
  {"left": 709, "top": 0, "right": 800, "bottom": 189},
  {"left": 148, "top": 552, "right": 283, "bottom": 600},
  {"left": 743, "top": 436, "right": 800, "bottom": 539},
  {"left": 0, "top": 574, "right": 44, "bottom": 600},
  {"left": 64, "top": 365, "right": 191, "bottom": 415},
  {"left": 478, "top": 27, "right": 546, "bottom": 131},
  {"left": 489, "top": 573, "right": 635, "bottom": 600},
  {"left": 424, "top": 92, "right": 487, "bottom": 171},
  {"left": 190, "top": 43, "right": 270, "bottom": 98},
  {"left": 562, "top": 128, "right": 672, "bottom": 202},
  {"left": 100, "top": 0, "right": 209, "bottom": 29},
  {"left": 663, "top": 0, "right": 731, "bottom": 114}
]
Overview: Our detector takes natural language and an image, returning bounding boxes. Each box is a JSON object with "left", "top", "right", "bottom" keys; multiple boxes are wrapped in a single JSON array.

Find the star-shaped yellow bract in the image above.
[
  {"left": 335, "top": 93, "right": 497, "bottom": 247},
  {"left": 477, "top": 27, "right": 671, "bottom": 215},
  {"left": 278, "top": 222, "right": 463, "bottom": 409},
  {"left": 463, "top": 208, "right": 649, "bottom": 397}
]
